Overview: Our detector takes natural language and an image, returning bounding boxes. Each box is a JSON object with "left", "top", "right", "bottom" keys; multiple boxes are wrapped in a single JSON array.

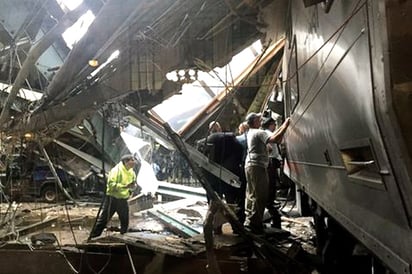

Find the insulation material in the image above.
[{"left": 121, "top": 132, "right": 159, "bottom": 195}]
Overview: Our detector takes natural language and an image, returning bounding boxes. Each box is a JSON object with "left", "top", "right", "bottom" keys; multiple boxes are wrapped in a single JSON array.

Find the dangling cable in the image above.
[{"left": 88, "top": 108, "right": 107, "bottom": 240}]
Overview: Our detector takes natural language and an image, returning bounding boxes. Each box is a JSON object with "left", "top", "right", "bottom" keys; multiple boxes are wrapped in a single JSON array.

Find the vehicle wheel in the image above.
[{"left": 42, "top": 186, "right": 57, "bottom": 203}]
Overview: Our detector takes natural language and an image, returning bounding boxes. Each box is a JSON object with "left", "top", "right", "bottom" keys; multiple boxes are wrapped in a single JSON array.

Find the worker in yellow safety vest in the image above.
[{"left": 90, "top": 154, "right": 137, "bottom": 238}]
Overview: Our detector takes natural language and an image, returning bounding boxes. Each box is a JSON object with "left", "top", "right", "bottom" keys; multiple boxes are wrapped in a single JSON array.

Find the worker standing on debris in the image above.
[
  {"left": 244, "top": 113, "right": 290, "bottom": 234},
  {"left": 236, "top": 121, "right": 249, "bottom": 225},
  {"left": 196, "top": 121, "right": 243, "bottom": 234},
  {"left": 261, "top": 115, "right": 283, "bottom": 228},
  {"left": 90, "top": 154, "right": 137, "bottom": 238}
]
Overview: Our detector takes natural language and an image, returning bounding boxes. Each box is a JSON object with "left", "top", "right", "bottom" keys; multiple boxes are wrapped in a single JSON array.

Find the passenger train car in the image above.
[{"left": 281, "top": 0, "right": 412, "bottom": 273}]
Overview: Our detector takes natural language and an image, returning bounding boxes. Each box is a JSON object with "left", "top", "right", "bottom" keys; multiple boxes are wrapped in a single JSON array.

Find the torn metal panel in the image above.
[
  {"left": 0, "top": 0, "right": 274, "bottom": 139},
  {"left": 125, "top": 107, "right": 240, "bottom": 188},
  {"left": 41, "top": 0, "right": 180, "bottom": 107},
  {"left": 128, "top": 194, "right": 154, "bottom": 213},
  {"left": 53, "top": 139, "right": 111, "bottom": 173},
  {"left": 41, "top": 0, "right": 141, "bottom": 105},
  {"left": 0, "top": 244, "right": 154, "bottom": 274}
]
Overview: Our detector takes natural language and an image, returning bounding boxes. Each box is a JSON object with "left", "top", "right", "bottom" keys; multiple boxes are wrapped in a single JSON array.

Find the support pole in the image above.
[{"left": 38, "top": 142, "right": 77, "bottom": 205}]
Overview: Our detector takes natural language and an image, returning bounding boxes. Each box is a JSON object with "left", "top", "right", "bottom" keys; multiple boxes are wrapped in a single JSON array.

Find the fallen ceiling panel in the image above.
[{"left": 3, "top": 0, "right": 275, "bottom": 136}]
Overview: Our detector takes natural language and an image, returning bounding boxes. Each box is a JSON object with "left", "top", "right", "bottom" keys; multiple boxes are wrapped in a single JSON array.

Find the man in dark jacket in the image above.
[{"left": 197, "top": 123, "right": 244, "bottom": 233}]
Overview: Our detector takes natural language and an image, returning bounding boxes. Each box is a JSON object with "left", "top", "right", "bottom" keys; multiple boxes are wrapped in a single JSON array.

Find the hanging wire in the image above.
[
  {"left": 54, "top": 235, "right": 80, "bottom": 274},
  {"left": 126, "top": 244, "right": 137, "bottom": 274},
  {"left": 88, "top": 107, "right": 107, "bottom": 241},
  {"left": 196, "top": 38, "right": 273, "bottom": 131},
  {"left": 8, "top": 44, "right": 14, "bottom": 85}
]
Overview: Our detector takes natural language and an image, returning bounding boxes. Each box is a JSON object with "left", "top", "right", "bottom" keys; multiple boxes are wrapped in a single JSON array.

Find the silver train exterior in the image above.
[{"left": 281, "top": 0, "right": 412, "bottom": 273}]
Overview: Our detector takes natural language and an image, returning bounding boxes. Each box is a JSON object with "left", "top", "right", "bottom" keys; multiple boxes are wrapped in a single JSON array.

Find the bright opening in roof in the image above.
[
  {"left": 153, "top": 40, "right": 263, "bottom": 131},
  {"left": 56, "top": 0, "right": 83, "bottom": 11},
  {"left": 62, "top": 10, "right": 95, "bottom": 49}
]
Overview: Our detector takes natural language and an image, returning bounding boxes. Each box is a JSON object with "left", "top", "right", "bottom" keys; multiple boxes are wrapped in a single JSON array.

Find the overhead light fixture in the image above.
[
  {"left": 88, "top": 59, "right": 99, "bottom": 67},
  {"left": 89, "top": 50, "right": 120, "bottom": 77},
  {"left": 166, "top": 68, "right": 199, "bottom": 84}
]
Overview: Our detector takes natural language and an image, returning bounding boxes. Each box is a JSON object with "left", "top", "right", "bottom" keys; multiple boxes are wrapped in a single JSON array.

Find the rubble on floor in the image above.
[{"left": 0, "top": 198, "right": 318, "bottom": 273}]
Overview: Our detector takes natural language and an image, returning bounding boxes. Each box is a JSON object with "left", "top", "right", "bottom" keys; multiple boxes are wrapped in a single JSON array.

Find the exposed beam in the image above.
[
  {"left": 41, "top": 0, "right": 172, "bottom": 107},
  {"left": 39, "top": 142, "right": 77, "bottom": 204},
  {"left": 125, "top": 106, "right": 240, "bottom": 188},
  {"left": 53, "top": 139, "right": 111, "bottom": 173},
  {"left": 179, "top": 38, "right": 285, "bottom": 139},
  {"left": 0, "top": 2, "right": 89, "bottom": 127},
  {"left": 8, "top": 83, "right": 135, "bottom": 135}
]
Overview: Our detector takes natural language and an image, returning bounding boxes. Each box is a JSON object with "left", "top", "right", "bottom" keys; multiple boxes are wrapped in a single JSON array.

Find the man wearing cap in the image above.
[
  {"left": 209, "top": 121, "right": 222, "bottom": 134},
  {"left": 244, "top": 112, "right": 290, "bottom": 234},
  {"left": 90, "top": 154, "right": 137, "bottom": 238}
]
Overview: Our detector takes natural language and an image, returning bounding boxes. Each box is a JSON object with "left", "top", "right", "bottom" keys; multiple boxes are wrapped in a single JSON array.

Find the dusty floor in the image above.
[{"left": 0, "top": 199, "right": 316, "bottom": 255}]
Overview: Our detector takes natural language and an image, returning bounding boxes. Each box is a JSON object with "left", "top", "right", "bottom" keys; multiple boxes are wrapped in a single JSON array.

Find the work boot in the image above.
[{"left": 270, "top": 213, "right": 282, "bottom": 229}]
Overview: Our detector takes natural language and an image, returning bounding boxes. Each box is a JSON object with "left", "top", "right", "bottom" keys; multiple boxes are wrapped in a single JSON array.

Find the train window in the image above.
[
  {"left": 286, "top": 35, "right": 299, "bottom": 114},
  {"left": 340, "top": 139, "right": 386, "bottom": 190}
]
